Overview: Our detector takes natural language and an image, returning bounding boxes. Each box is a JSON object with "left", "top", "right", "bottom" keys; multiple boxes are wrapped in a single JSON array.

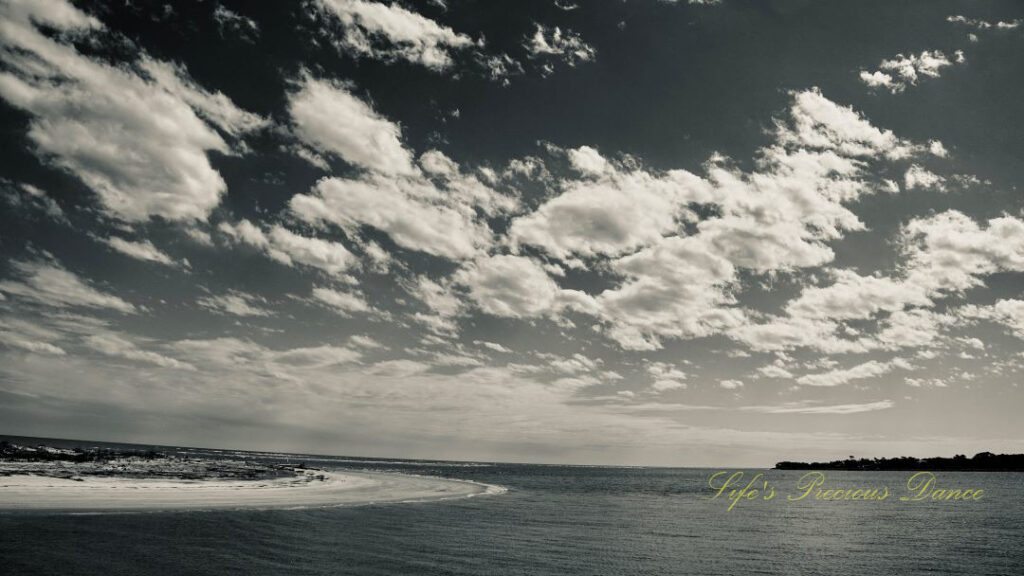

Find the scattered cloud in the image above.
[
  {"left": 219, "top": 220, "right": 358, "bottom": 278},
  {"left": 648, "top": 362, "right": 688, "bottom": 392},
  {"left": 86, "top": 333, "right": 196, "bottom": 371},
  {"left": 289, "top": 102, "right": 516, "bottom": 259},
  {"left": 314, "top": 0, "right": 478, "bottom": 70},
  {"left": 310, "top": 286, "right": 372, "bottom": 317},
  {"left": 288, "top": 74, "right": 415, "bottom": 175},
  {"left": 903, "top": 164, "right": 946, "bottom": 191},
  {"left": 525, "top": 24, "right": 596, "bottom": 67},
  {"left": 454, "top": 255, "right": 594, "bottom": 319},
  {"left": 1, "top": 182, "right": 68, "bottom": 223},
  {"left": 102, "top": 237, "right": 181, "bottom": 268},
  {"left": 743, "top": 400, "right": 894, "bottom": 414},
  {"left": 350, "top": 334, "right": 387, "bottom": 349},
  {"left": 509, "top": 146, "right": 709, "bottom": 260},
  {"left": 0, "top": 0, "right": 265, "bottom": 221},
  {"left": 947, "top": 15, "right": 1021, "bottom": 31},
  {"left": 0, "top": 257, "right": 136, "bottom": 313},
  {"left": 960, "top": 299, "right": 1024, "bottom": 340},
  {"left": 475, "top": 340, "right": 512, "bottom": 353},
  {"left": 197, "top": 291, "right": 273, "bottom": 317},
  {"left": 213, "top": 4, "right": 260, "bottom": 42},
  {"left": 796, "top": 358, "right": 912, "bottom": 387},
  {"left": 859, "top": 50, "right": 963, "bottom": 93}
]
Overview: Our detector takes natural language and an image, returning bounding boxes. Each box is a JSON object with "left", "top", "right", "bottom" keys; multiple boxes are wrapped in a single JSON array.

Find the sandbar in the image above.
[{"left": 0, "top": 469, "right": 506, "bottom": 513}]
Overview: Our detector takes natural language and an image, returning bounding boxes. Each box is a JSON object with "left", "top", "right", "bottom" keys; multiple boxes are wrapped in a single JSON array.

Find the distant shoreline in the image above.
[{"left": 775, "top": 452, "right": 1024, "bottom": 472}]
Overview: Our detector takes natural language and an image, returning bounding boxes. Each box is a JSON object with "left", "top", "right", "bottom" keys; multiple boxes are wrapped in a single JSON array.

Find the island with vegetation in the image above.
[
  {"left": 0, "top": 440, "right": 502, "bottom": 512},
  {"left": 775, "top": 452, "right": 1024, "bottom": 471},
  {"left": 0, "top": 440, "right": 309, "bottom": 481}
]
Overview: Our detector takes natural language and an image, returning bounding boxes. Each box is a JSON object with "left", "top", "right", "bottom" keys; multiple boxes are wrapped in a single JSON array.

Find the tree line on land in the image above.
[{"left": 775, "top": 452, "right": 1024, "bottom": 471}]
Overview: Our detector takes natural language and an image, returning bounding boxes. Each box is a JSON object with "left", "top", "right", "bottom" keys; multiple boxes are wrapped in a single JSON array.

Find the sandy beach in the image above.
[{"left": 0, "top": 469, "right": 505, "bottom": 513}]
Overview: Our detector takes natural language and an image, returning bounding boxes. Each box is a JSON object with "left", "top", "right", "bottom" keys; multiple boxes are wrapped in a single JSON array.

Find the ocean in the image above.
[{"left": 2, "top": 438, "right": 1022, "bottom": 575}]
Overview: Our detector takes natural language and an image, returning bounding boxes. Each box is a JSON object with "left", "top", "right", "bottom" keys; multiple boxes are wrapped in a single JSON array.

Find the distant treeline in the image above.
[{"left": 775, "top": 452, "right": 1024, "bottom": 471}]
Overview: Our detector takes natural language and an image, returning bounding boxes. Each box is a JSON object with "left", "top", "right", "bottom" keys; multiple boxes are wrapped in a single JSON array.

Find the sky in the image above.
[{"left": 1, "top": 0, "right": 1022, "bottom": 467}]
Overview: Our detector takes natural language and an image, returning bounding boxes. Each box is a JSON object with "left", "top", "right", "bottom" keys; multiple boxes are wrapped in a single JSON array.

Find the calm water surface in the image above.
[{"left": 2, "top": 439, "right": 1022, "bottom": 575}]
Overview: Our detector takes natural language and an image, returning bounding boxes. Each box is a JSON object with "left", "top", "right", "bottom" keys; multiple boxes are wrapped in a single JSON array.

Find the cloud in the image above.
[
  {"left": 454, "top": 255, "right": 594, "bottom": 319},
  {"left": 905, "top": 377, "right": 948, "bottom": 388},
  {"left": 796, "top": 358, "right": 912, "bottom": 387},
  {"left": 102, "top": 237, "right": 181, "bottom": 267},
  {"left": 730, "top": 317, "right": 867, "bottom": 355},
  {"left": 286, "top": 82, "right": 518, "bottom": 261},
  {"left": 859, "top": 71, "right": 895, "bottom": 90},
  {"left": 947, "top": 15, "right": 1021, "bottom": 31},
  {"left": 475, "top": 340, "right": 512, "bottom": 353},
  {"left": 647, "top": 362, "right": 688, "bottom": 392},
  {"left": 757, "top": 363, "right": 794, "bottom": 379},
  {"left": 365, "top": 358, "right": 433, "bottom": 377},
  {"left": 0, "top": 313, "right": 102, "bottom": 358},
  {"left": 742, "top": 400, "right": 894, "bottom": 414},
  {"left": 290, "top": 150, "right": 515, "bottom": 261},
  {"left": 525, "top": 24, "right": 595, "bottom": 67},
  {"left": 169, "top": 337, "right": 266, "bottom": 367},
  {"left": 0, "top": 330, "right": 66, "bottom": 356},
  {"left": 288, "top": 75, "right": 415, "bottom": 175},
  {"left": 859, "top": 50, "right": 962, "bottom": 93},
  {"left": 0, "top": 0, "right": 264, "bottom": 222},
  {"left": 903, "top": 164, "right": 946, "bottom": 191},
  {"left": 314, "top": 0, "right": 477, "bottom": 70},
  {"left": 293, "top": 174, "right": 492, "bottom": 260},
  {"left": 407, "top": 275, "right": 463, "bottom": 318},
  {"left": 85, "top": 333, "right": 196, "bottom": 370},
  {"left": 350, "top": 335, "right": 387, "bottom": 349},
  {"left": 466, "top": 89, "right": 939, "bottom": 351},
  {"left": 508, "top": 147, "right": 711, "bottom": 260},
  {"left": 311, "top": 286, "right": 372, "bottom": 317},
  {"left": 213, "top": 4, "right": 260, "bottom": 42},
  {"left": 549, "top": 352, "right": 601, "bottom": 374},
  {"left": 1, "top": 182, "right": 68, "bottom": 223},
  {"left": 265, "top": 226, "right": 358, "bottom": 277},
  {"left": 776, "top": 88, "right": 917, "bottom": 159},
  {"left": 219, "top": 220, "right": 358, "bottom": 278},
  {"left": 478, "top": 53, "right": 525, "bottom": 86},
  {"left": 169, "top": 337, "right": 362, "bottom": 377},
  {"left": 785, "top": 270, "right": 931, "bottom": 322},
  {"left": 901, "top": 211, "right": 1024, "bottom": 295},
  {"left": 598, "top": 235, "right": 743, "bottom": 350},
  {"left": 197, "top": 291, "right": 273, "bottom": 317},
  {"left": 928, "top": 140, "right": 949, "bottom": 157},
  {"left": 719, "top": 379, "right": 744, "bottom": 390},
  {"left": 649, "top": 379, "right": 686, "bottom": 392},
  {"left": 960, "top": 299, "right": 1024, "bottom": 340},
  {"left": 591, "top": 117, "right": 895, "bottom": 351},
  {"left": 0, "top": 257, "right": 136, "bottom": 313},
  {"left": 184, "top": 227, "right": 214, "bottom": 246},
  {"left": 272, "top": 345, "right": 362, "bottom": 368},
  {"left": 731, "top": 210, "right": 1024, "bottom": 356}
]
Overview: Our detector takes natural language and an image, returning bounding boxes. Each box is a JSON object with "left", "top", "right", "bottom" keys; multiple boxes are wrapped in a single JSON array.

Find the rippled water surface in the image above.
[{"left": 2, "top": 439, "right": 1022, "bottom": 575}]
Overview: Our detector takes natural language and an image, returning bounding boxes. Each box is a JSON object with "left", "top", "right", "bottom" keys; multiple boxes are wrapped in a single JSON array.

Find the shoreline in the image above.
[{"left": 0, "top": 469, "right": 507, "bottom": 513}]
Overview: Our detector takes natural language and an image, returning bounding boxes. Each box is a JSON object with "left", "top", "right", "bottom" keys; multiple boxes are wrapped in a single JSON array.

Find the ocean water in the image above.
[{"left": 2, "top": 438, "right": 1023, "bottom": 576}]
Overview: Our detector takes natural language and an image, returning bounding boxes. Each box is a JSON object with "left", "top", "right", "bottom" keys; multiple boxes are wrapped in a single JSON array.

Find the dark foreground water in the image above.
[{"left": 2, "top": 437, "right": 1022, "bottom": 576}]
